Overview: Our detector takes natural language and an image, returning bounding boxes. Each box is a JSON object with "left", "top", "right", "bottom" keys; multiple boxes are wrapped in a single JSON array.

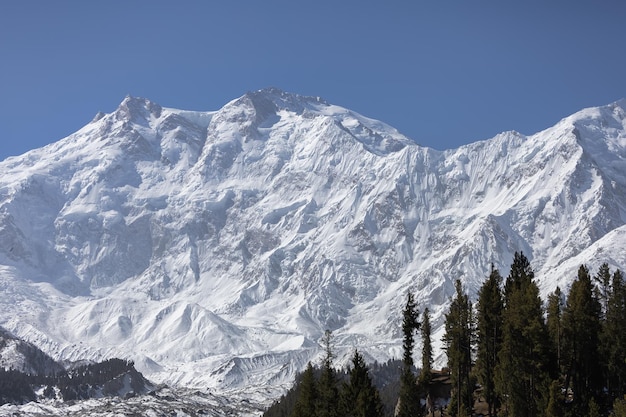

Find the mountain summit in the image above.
[{"left": 1, "top": 89, "right": 625, "bottom": 392}]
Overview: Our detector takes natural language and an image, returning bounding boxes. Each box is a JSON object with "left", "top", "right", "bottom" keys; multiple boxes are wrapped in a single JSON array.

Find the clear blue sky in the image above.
[{"left": 1, "top": 0, "right": 625, "bottom": 160}]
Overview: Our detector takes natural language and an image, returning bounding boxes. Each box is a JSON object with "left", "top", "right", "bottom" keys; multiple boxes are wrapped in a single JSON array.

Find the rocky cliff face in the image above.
[{"left": 1, "top": 88, "right": 625, "bottom": 391}]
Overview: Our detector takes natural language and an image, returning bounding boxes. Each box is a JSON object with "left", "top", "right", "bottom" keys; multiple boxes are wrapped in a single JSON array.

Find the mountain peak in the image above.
[
  {"left": 115, "top": 95, "right": 163, "bottom": 124},
  {"left": 228, "top": 87, "right": 329, "bottom": 119},
  {"left": 602, "top": 98, "right": 624, "bottom": 113},
  {"left": 245, "top": 87, "right": 328, "bottom": 108},
  {"left": 558, "top": 98, "right": 626, "bottom": 127},
  {"left": 610, "top": 98, "right": 626, "bottom": 112}
]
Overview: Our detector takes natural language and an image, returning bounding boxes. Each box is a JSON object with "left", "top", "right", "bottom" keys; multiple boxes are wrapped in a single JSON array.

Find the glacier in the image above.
[{"left": 1, "top": 88, "right": 626, "bottom": 399}]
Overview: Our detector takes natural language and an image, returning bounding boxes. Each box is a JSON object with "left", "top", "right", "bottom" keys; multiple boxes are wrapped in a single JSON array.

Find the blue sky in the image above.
[{"left": 1, "top": 1, "right": 625, "bottom": 160}]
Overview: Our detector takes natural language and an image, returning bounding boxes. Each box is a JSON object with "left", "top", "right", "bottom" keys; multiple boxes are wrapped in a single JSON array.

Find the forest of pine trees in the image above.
[
  {"left": 448, "top": 252, "right": 626, "bottom": 417},
  {"left": 266, "top": 252, "right": 626, "bottom": 417},
  {"left": 0, "top": 358, "right": 146, "bottom": 405}
]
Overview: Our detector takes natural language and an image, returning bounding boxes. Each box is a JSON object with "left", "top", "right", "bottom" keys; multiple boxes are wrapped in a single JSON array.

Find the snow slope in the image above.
[{"left": 1, "top": 88, "right": 625, "bottom": 394}]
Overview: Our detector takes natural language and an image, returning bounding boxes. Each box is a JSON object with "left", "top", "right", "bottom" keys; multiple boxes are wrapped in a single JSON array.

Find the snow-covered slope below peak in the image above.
[
  {"left": 432, "top": 103, "right": 626, "bottom": 277},
  {"left": 1, "top": 91, "right": 626, "bottom": 394},
  {"left": 568, "top": 100, "right": 626, "bottom": 183}
]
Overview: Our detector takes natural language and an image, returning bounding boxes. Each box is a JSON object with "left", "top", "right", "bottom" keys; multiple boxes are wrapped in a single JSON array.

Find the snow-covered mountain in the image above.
[{"left": 1, "top": 88, "right": 625, "bottom": 395}]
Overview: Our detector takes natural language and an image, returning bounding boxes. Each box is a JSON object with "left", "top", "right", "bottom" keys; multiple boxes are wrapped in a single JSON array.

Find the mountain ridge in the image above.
[{"left": 1, "top": 89, "right": 625, "bottom": 394}]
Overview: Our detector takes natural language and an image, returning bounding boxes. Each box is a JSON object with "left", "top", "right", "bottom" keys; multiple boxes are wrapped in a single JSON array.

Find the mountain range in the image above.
[{"left": 1, "top": 88, "right": 625, "bottom": 397}]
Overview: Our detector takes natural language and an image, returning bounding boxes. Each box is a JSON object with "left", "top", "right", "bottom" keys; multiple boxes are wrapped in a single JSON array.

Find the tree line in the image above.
[
  {"left": 265, "top": 252, "right": 626, "bottom": 417},
  {"left": 263, "top": 283, "right": 438, "bottom": 417},
  {"left": 264, "top": 330, "right": 387, "bottom": 417},
  {"left": 443, "top": 252, "right": 626, "bottom": 416},
  {"left": 0, "top": 358, "right": 145, "bottom": 404}
]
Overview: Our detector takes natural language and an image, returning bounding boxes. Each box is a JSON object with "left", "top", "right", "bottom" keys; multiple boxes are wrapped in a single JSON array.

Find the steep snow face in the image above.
[{"left": 1, "top": 89, "right": 626, "bottom": 393}]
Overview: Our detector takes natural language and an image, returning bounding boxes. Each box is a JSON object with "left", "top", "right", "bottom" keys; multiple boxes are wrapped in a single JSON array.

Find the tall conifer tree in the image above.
[
  {"left": 600, "top": 268, "right": 626, "bottom": 400},
  {"left": 496, "top": 252, "right": 551, "bottom": 417},
  {"left": 443, "top": 279, "right": 473, "bottom": 417},
  {"left": 595, "top": 262, "right": 612, "bottom": 316},
  {"left": 561, "top": 265, "right": 602, "bottom": 413},
  {"left": 317, "top": 330, "right": 339, "bottom": 417},
  {"left": 476, "top": 265, "right": 503, "bottom": 416},
  {"left": 546, "top": 286, "right": 564, "bottom": 373},
  {"left": 419, "top": 307, "right": 433, "bottom": 388},
  {"left": 397, "top": 291, "right": 421, "bottom": 417}
]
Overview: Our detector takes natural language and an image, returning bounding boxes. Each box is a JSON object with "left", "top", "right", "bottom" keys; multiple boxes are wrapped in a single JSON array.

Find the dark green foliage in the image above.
[
  {"left": 601, "top": 269, "right": 626, "bottom": 400},
  {"left": 443, "top": 279, "right": 473, "bottom": 417},
  {"left": 0, "top": 357, "right": 144, "bottom": 406},
  {"left": 546, "top": 379, "right": 565, "bottom": 417},
  {"left": 503, "top": 251, "right": 534, "bottom": 303},
  {"left": 401, "top": 292, "right": 419, "bottom": 369},
  {"left": 277, "top": 330, "right": 342, "bottom": 417},
  {"left": 266, "top": 359, "right": 396, "bottom": 417},
  {"left": 398, "top": 364, "right": 420, "bottom": 417},
  {"left": 561, "top": 265, "right": 602, "bottom": 410},
  {"left": 290, "top": 363, "right": 318, "bottom": 417},
  {"left": 57, "top": 358, "right": 142, "bottom": 400},
  {"left": 545, "top": 264, "right": 626, "bottom": 416},
  {"left": 270, "top": 257, "right": 626, "bottom": 417},
  {"left": 369, "top": 359, "right": 403, "bottom": 417},
  {"left": 316, "top": 330, "right": 339, "bottom": 417},
  {"left": 397, "top": 291, "right": 421, "bottom": 417},
  {"left": 595, "top": 262, "right": 612, "bottom": 316},
  {"left": 546, "top": 286, "right": 564, "bottom": 373},
  {"left": 340, "top": 350, "right": 384, "bottom": 417},
  {"left": 476, "top": 265, "right": 503, "bottom": 417},
  {"left": 496, "top": 252, "right": 551, "bottom": 417},
  {"left": 0, "top": 368, "right": 36, "bottom": 404},
  {"left": 418, "top": 308, "right": 433, "bottom": 388},
  {"left": 264, "top": 392, "right": 297, "bottom": 417},
  {"left": 265, "top": 364, "right": 318, "bottom": 417}
]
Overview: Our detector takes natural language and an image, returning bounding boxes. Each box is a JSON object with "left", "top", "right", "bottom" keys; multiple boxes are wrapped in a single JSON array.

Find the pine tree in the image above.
[
  {"left": 601, "top": 268, "right": 626, "bottom": 400},
  {"left": 317, "top": 330, "right": 339, "bottom": 417},
  {"left": 476, "top": 265, "right": 503, "bottom": 417},
  {"left": 418, "top": 307, "right": 433, "bottom": 388},
  {"left": 595, "top": 262, "right": 612, "bottom": 316},
  {"left": 496, "top": 252, "right": 551, "bottom": 417},
  {"left": 340, "top": 350, "right": 384, "bottom": 417},
  {"left": 397, "top": 291, "right": 421, "bottom": 417},
  {"left": 561, "top": 265, "right": 602, "bottom": 412},
  {"left": 546, "top": 286, "right": 564, "bottom": 373},
  {"left": 443, "top": 279, "right": 473, "bottom": 417},
  {"left": 291, "top": 363, "right": 318, "bottom": 417}
]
